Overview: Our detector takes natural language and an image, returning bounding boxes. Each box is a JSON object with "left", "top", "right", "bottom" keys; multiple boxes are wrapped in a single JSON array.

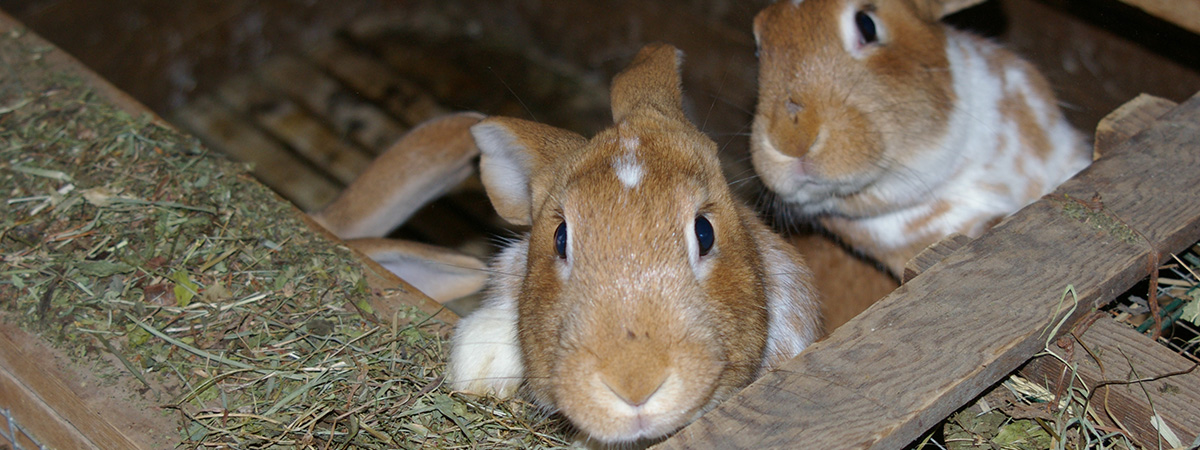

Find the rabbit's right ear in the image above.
[
  {"left": 471, "top": 117, "right": 586, "bottom": 226},
  {"left": 610, "top": 43, "right": 687, "bottom": 125}
]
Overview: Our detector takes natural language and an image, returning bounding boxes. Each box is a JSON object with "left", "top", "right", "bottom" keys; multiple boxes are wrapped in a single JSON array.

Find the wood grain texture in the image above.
[
  {"left": 1094, "top": 94, "right": 1179, "bottom": 160},
  {"left": 0, "top": 328, "right": 144, "bottom": 450},
  {"left": 1009, "top": 93, "right": 1198, "bottom": 450},
  {"left": 1020, "top": 318, "right": 1200, "bottom": 448},
  {"left": 656, "top": 91, "right": 1200, "bottom": 449},
  {"left": 902, "top": 233, "right": 971, "bottom": 283}
]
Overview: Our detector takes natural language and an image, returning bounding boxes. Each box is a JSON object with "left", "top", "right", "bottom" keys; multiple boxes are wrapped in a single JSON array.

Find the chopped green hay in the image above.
[{"left": 1, "top": 27, "right": 573, "bottom": 448}]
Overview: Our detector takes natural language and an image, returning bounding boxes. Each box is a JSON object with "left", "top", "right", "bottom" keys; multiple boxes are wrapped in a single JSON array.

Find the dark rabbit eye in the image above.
[
  {"left": 855, "top": 11, "right": 878, "bottom": 44},
  {"left": 695, "top": 216, "right": 715, "bottom": 256},
  {"left": 554, "top": 222, "right": 568, "bottom": 259}
]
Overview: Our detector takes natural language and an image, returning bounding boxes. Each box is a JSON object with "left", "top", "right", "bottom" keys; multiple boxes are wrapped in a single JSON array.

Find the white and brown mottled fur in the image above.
[
  {"left": 751, "top": 0, "right": 1091, "bottom": 276},
  {"left": 448, "top": 43, "right": 821, "bottom": 445}
]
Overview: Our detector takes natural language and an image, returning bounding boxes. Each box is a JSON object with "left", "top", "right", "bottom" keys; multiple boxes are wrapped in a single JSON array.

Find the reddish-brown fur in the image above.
[{"left": 455, "top": 44, "right": 820, "bottom": 443}]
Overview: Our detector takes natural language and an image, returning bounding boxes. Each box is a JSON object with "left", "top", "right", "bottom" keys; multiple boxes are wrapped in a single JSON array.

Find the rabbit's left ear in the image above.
[
  {"left": 471, "top": 117, "right": 586, "bottom": 226},
  {"left": 346, "top": 238, "right": 487, "bottom": 303},
  {"left": 610, "top": 43, "right": 688, "bottom": 125}
]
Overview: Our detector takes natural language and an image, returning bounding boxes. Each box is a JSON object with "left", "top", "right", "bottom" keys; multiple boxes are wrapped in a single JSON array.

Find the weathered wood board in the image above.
[
  {"left": 1021, "top": 318, "right": 1200, "bottom": 448},
  {"left": 657, "top": 91, "right": 1200, "bottom": 449},
  {"left": 0, "top": 326, "right": 145, "bottom": 450}
]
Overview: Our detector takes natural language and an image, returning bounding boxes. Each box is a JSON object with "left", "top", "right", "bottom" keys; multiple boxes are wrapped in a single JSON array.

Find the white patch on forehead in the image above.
[{"left": 613, "top": 136, "right": 644, "bottom": 189}]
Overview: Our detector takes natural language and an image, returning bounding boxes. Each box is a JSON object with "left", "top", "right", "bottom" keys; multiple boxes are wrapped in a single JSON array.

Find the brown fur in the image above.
[
  {"left": 753, "top": 0, "right": 954, "bottom": 217},
  {"left": 790, "top": 233, "right": 898, "bottom": 332},
  {"left": 312, "top": 112, "right": 483, "bottom": 237},
  {"left": 464, "top": 44, "right": 820, "bottom": 443},
  {"left": 750, "top": 0, "right": 1089, "bottom": 279}
]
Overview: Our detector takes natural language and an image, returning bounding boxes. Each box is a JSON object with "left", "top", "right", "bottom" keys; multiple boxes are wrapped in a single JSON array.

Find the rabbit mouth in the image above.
[{"left": 770, "top": 175, "right": 872, "bottom": 216}]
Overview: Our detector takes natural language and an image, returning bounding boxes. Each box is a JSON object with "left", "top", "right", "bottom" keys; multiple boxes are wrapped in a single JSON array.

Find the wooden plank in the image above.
[
  {"left": 173, "top": 96, "right": 341, "bottom": 211},
  {"left": 902, "top": 233, "right": 970, "bottom": 283},
  {"left": 308, "top": 38, "right": 449, "bottom": 127},
  {"left": 257, "top": 54, "right": 405, "bottom": 154},
  {"left": 657, "top": 92, "right": 1200, "bottom": 449},
  {"left": 1112, "top": 0, "right": 1200, "bottom": 36},
  {"left": 1020, "top": 318, "right": 1200, "bottom": 448},
  {"left": 1094, "top": 94, "right": 1179, "bottom": 159},
  {"left": 1009, "top": 93, "right": 1197, "bottom": 450},
  {"left": 215, "top": 74, "right": 374, "bottom": 185},
  {"left": 0, "top": 327, "right": 144, "bottom": 450}
]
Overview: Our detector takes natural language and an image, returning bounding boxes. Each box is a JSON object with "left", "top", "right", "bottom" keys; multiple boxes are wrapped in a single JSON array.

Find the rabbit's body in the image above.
[
  {"left": 751, "top": 0, "right": 1091, "bottom": 275},
  {"left": 448, "top": 44, "right": 820, "bottom": 445}
]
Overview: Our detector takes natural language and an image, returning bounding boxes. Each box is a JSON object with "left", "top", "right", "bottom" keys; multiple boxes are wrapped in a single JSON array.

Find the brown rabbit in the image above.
[
  {"left": 751, "top": 0, "right": 1091, "bottom": 277},
  {"left": 447, "top": 43, "right": 821, "bottom": 445}
]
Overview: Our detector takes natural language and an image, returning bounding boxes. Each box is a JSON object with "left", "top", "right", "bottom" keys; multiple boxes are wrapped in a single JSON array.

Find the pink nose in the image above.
[{"left": 604, "top": 372, "right": 668, "bottom": 408}]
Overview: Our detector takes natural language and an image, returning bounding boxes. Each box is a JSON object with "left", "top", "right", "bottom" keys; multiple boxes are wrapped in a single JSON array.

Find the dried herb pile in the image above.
[{"left": 1, "top": 27, "right": 569, "bottom": 449}]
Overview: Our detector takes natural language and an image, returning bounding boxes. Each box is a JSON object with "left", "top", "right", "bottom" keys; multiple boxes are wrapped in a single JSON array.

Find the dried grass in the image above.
[{"left": 1, "top": 27, "right": 573, "bottom": 449}]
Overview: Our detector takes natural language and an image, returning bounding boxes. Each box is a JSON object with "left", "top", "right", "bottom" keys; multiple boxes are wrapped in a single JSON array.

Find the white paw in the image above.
[{"left": 447, "top": 302, "right": 523, "bottom": 397}]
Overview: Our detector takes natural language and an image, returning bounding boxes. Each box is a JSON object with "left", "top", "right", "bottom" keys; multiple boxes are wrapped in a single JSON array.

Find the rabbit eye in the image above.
[
  {"left": 694, "top": 216, "right": 715, "bottom": 256},
  {"left": 855, "top": 11, "right": 878, "bottom": 45},
  {"left": 554, "top": 222, "right": 568, "bottom": 259}
]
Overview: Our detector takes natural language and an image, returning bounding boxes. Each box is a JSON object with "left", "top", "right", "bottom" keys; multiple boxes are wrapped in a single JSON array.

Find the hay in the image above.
[
  {"left": 929, "top": 245, "right": 1200, "bottom": 450},
  {"left": 1, "top": 27, "right": 572, "bottom": 449}
]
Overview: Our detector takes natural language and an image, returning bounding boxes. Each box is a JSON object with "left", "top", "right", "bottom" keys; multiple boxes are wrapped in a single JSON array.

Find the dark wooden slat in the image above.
[
  {"left": 657, "top": 92, "right": 1200, "bottom": 449},
  {"left": 173, "top": 96, "right": 341, "bottom": 211},
  {"left": 308, "top": 38, "right": 449, "bottom": 127},
  {"left": 1020, "top": 318, "right": 1200, "bottom": 448},
  {"left": 257, "top": 54, "right": 405, "bottom": 154},
  {"left": 216, "top": 74, "right": 374, "bottom": 185}
]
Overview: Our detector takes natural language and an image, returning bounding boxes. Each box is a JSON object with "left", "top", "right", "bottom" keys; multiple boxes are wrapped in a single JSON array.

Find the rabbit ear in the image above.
[
  {"left": 610, "top": 43, "right": 688, "bottom": 124},
  {"left": 471, "top": 117, "right": 586, "bottom": 226},
  {"left": 346, "top": 238, "right": 487, "bottom": 303},
  {"left": 910, "top": 0, "right": 952, "bottom": 21}
]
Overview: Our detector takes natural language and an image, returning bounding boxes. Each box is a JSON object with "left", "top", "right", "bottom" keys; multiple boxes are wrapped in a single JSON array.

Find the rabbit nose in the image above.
[{"left": 603, "top": 370, "right": 668, "bottom": 407}]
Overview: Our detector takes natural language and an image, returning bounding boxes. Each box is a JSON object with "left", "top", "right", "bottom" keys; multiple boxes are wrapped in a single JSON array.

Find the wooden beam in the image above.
[
  {"left": 657, "top": 91, "right": 1200, "bottom": 449},
  {"left": 900, "top": 95, "right": 1200, "bottom": 449},
  {"left": 257, "top": 55, "right": 405, "bottom": 154},
  {"left": 215, "top": 74, "right": 375, "bottom": 185},
  {"left": 902, "top": 233, "right": 970, "bottom": 283},
  {"left": 1094, "top": 94, "right": 1179, "bottom": 160},
  {"left": 307, "top": 38, "right": 449, "bottom": 128},
  {"left": 1021, "top": 318, "right": 1200, "bottom": 448},
  {"left": 0, "top": 326, "right": 145, "bottom": 450}
]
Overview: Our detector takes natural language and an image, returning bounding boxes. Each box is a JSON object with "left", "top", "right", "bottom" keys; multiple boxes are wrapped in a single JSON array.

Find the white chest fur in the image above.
[{"left": 841, "top": 30, "right": 1090, "bottom": 267}]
